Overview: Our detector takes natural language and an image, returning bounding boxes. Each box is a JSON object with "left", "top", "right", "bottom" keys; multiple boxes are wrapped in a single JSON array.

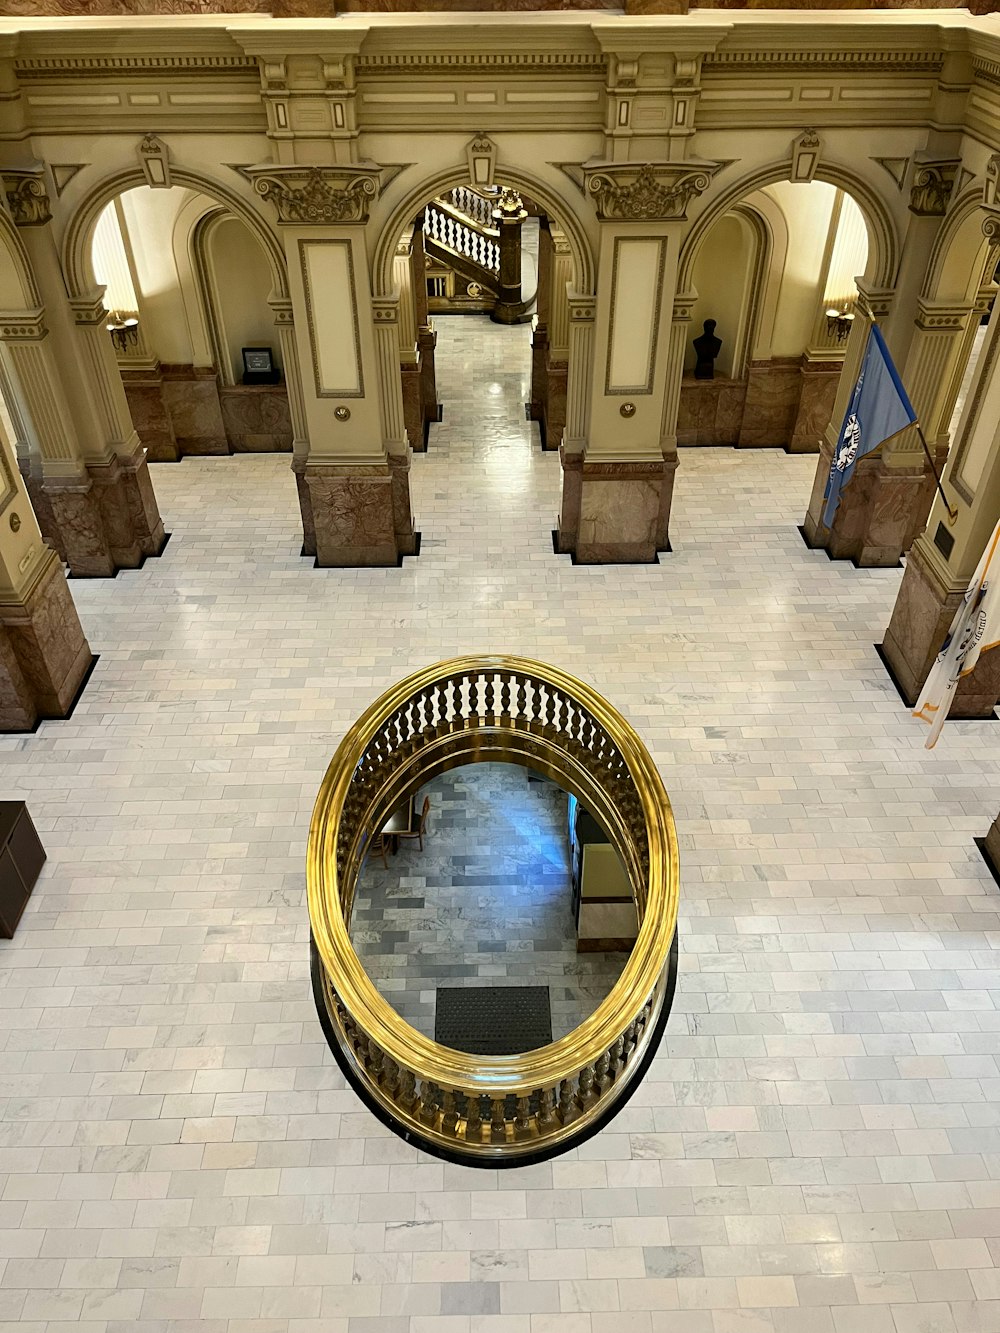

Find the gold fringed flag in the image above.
[{"left": 913, "top": 518, "right": 1000, "bottom": 748}]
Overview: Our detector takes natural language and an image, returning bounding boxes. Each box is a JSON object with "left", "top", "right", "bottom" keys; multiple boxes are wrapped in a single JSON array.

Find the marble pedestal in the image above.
[
  {"left": 802, "top": 441, "right": 944, "bottom": 567},
  {"left": 788, "top": 359, "right": 841, "bottom": 454},
  {"left": 557, "top": 451, "right": 672, "bottom": 563},
  {"left": 882, "top": 539, "right": 1000, "bottom": 716},
  {"left": 417, "top": 326, "right": 440, "bottom": 442},
  {"left": 121, "top": 368, "right": 179, "bottom": 463},
  {"left": 737, "top": 359, "right": 801, "bottom": 448},
  {"left": 0, "top": 550, "right": 93, "bottom": 730},
  {"left": 43, "top": 450, "right": 165, "bottom": 578},
  {"left": 302, "top": 457, "right": 418, "bottom": 567},
  {"left": 400, "top": 361, "right": 425, "bottom": 452},
  {"left": 529, "top": 328, "right": 567, "bottom": 452},
  {"left": 160, "top": 366, "right": 227, "bottom": 456}
]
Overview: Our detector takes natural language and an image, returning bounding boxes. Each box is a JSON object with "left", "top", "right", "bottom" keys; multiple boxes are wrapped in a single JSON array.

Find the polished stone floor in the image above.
[
  {"left": 351, "top": 765, "right": 627, "bottom": 1043},
  {"left": 0, "top": 315, "right": 999, "bottom": 1333}
]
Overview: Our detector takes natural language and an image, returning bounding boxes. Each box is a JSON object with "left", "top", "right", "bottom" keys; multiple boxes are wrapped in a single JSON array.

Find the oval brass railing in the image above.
[{"left": 307, "top": 655, "right": 679, "bottom": 1164}]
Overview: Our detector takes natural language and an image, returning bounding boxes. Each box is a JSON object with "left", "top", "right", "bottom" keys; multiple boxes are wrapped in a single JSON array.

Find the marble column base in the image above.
[
  {"left": 121, "top": 368, "right": 179, "bottom": 463},
  {"left": 544, "top": 361, "right": 567, "bottom": 453},
  {"left": 42, "top": 451, "right": 166, "bottom": 577},
  {"left": 417, "top": 326, "right": 440, "bottom": 437},
  {"left": 557, "top": 450, "right": 669, "bottom": 563},
  {"left": 788, "top": 359, "right": 841, "bottom": 454},
  {"left": 160, "top": 365, "right": 228, "bottom": 456},
  {"left": 304, "top": 459, "right": 417, "bottom": 567},
  {"left": 19, "top": 456, "right": 66, "bottom": 562},
  {"left": 529, "top": 327, "right": 549, "bottom": 436},
  {"left": 0, "top": 549, "right": 93, "bottom": 730},
  {"left": 882, "top": 538, "right": 1000, "bottom": 717},
  {"left": 292, "top": 456, "right": 316, "bottom": 558},
  {"left": 737, "top": 359, "right": 801, "bottom": 448},
  {"left": 401, "top": 361, "right": 425, "bottom": 452},
  {"left": 984, "top": 812, "right": 1000, "bottom": 879},
  {"left": 96, "top": 448, "right": 166, "bottom": 558},
  {"left": 802, "top": 441, "right": 944, "bottom": 567}
]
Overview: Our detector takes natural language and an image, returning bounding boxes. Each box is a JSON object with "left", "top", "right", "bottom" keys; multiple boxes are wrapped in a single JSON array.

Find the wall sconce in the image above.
[
  {"left": 825, "top": 307, "right": 855, "bottom": 343},
  {"left": 106, "top": 312, "right": 139, "bottom": 354}
]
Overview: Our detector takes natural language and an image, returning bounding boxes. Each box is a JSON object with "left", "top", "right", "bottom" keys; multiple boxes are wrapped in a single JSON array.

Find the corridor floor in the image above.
[{"left": 0, "top": 316, "right": 999, "bottom": 1333}]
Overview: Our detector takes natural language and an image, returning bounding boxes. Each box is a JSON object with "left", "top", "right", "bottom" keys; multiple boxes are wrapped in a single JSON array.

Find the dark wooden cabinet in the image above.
[{"left": 0, "top": 802, "right": 45, "bottom": 938}]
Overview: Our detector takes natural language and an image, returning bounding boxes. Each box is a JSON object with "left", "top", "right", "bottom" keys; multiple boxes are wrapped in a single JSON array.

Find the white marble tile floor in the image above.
[{"left": 0, "top": 315, "right": 999, "bottom": 1333}]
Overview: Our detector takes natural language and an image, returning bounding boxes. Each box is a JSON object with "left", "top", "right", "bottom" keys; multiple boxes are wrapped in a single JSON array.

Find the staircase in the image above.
[{"left": 422, "top": 189, "right": 501, "bottom": 311}]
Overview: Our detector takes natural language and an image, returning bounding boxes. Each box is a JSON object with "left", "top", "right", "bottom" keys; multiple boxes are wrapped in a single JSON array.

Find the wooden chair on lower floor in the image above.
[
  {"left": 368, "top": 831, "right": 389, "bottom": 869},
  {"left": 396, "top": 796, "right": 431, "bottom": 852}
]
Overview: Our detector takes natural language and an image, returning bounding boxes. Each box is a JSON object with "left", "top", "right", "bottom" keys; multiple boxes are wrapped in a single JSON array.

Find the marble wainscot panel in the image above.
[
  {"left": 788, "top": 358, "right": 842, "bottom": 453},
  {"left": 120, "top": 367, "right": 179, "bottom": 462},
  {"left": 738, "top": 357, "right": 802, "bottom": 447},
  {"left": 304, "top": 463, "right": 401, "bottom": 567},
  {"left": 574, "top": 458, "right": 666, "bottom": 563},
  {"left": 678, "top": 375, "right": 747, "bottom": 446},
  {"left": 882, "top": 537, "right": 1000, "bottom": 716},
  {"left": 0, "top": 549, "right": 92, "bottom": 729},
  {"left": 417, "top": 324, "right": 440, "bottom": 444},
  {"left": 160, "top": 365, "right": 228, "bottom": 456},
  {"left": 219, "top": 385, "right": 293, "bottom": 452},
  {"left": 400, "top": 359, "right": 424, "bottom": 452}
]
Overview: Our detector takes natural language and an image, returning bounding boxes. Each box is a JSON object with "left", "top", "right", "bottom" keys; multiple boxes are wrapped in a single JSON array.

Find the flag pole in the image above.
[
  {"left": 912, "top": 420, "right": 959, "bottom": 525},
  {"left": 856, "top": 305, "right": 959, "bottom": 525}
]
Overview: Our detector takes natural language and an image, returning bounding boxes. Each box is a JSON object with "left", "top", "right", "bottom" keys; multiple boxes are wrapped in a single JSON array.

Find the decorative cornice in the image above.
[
  {"left": 584, "top": 162, "right": 715, "bottom": 223},
  {"left": 247, "top": 164, "right": 381, "bottom": 226},
  {"left": 3, "top": 170, "right": 50, "bottom": 227},
  {"left": 14, "top": 54, "right": 257, "bottom": 77},
  {"left": 909, "top": 160, "right": 959, "bottom": 217},
  {"left": 704, "top": 50, "right": 942, "bottom": 73}
]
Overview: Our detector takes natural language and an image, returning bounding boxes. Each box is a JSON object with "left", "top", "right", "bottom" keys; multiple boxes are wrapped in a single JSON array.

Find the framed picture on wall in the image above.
[{"left": 241, "top": 346, "right": 280, "bottom": 385}]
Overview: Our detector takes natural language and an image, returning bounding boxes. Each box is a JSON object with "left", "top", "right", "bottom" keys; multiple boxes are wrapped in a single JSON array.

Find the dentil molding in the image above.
[
  {"left": 246, "top": 164, "right": 382, "bottom": 225},
  {"left": 583, "top": 161, "right": 717, "bottom": 222}
]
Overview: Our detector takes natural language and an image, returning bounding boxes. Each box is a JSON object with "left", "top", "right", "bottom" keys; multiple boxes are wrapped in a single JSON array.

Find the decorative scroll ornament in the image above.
[
  {"left": 136, "top": 134, "right": 171, "bottom": 190},
  {"left": 584, "top": 163, "right": 714, "bottom": 222},
  {"left": 983, "top": 154, "right": 1000, "bottom": 211},
  {"left": 3, "top": 170, "right": 51, "bottom": 226},
  {"left": 909, "top": 160, "right": 958, "bottom": 217},
  {"left": 249, "top": 166, "right": 380, "bottom": 225},
  {"left": 791, "top": 129, "right": 821, "bottom": 183}
]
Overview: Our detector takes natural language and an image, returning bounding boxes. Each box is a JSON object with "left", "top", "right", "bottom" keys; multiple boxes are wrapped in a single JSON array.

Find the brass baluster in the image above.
[
  {"left": 594, "top": 1052, "right": 612, "bottom": 1097},
  {"left": 557, "top": 1078, "right": 577, "bottom": 1125},
  {"left": 490, "top": 1095, "right": 507, "bottom": 1143},
  {"left": 536, "top": 1085, "right": 557, "bottom": 1131},
  {"left": 577, "top": 1065, "right": 598, "bottom": 1112},
  {"left": 418, "top": 1081, "right": 438, "bottom": 1127},
  {"left": 464, "top": 1093, "right": 483, "bottom": 1143},
  {"left": 441, "top": 1088, "right": 460, "bottom": 1136},
  {"left": 398, "top": 1069, "right": 418, "bottom": 1113},
  {"left": 608, "top": 1035, "right": 625, "bottom": 1082},
  {"left": 499, "top": 676, "right": 511, "bottom": 720},
  {"left": 382, "top": 1057, "right": 400, "bottom": 1101},
  {"left": 514, "top": 1096, "right": 533, "bottom": 1141},
  {"left": 485, "top": 675, "right": 495, "bottom": 720}
]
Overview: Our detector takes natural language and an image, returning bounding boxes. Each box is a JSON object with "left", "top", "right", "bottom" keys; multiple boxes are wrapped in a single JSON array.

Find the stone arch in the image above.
[
  {"left": 0, "top": 211, "right": 40, "bottom": 311},
  {"left": 371, "top": 164, "right": 596, "bottom": 299},
  {"left": 923, "top": 183, "right": 996, "bottom": 303},
  {"left": 61, "top": 166, "right": 288, "bottom": 303},
  {"left": 679, "top": 159, "right": 898, "bottom": 296}
]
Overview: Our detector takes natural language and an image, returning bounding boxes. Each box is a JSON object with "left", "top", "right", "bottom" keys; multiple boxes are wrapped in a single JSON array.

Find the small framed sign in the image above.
[{"left": 241, "top": 346, "right": 279, "bottom": 385}]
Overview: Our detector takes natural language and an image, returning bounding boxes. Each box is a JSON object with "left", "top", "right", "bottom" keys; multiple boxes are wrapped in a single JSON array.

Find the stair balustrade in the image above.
[{"left": 423, "top": 201, "right": 500, "bottom": 276}]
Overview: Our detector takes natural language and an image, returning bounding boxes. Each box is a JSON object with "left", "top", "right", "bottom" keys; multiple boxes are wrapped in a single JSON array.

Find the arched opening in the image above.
[
  {"left": 375, "top": 167, "right": 593, "bottom": 554},
  {"left": 679, "top": 179, "right": 870, "bottom": 456},
  {"left": 90, "top": 185, "right": 293, "bottom": 460}
]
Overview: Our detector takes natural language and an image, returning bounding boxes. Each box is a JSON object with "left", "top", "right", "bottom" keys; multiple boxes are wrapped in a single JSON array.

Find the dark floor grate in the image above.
[{"left": 435, "top": 985, "right": 553, "bottom": 1055}]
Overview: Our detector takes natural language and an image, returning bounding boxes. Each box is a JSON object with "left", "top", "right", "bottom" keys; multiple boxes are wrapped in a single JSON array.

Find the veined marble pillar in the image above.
[
  {"left": 544, "top": 230, "right": 573, "bottom": 455},
  {"left": 2, "top": 166, "right": 165, "bottom": 574},
  {"left": 251, "top": 163, "right": 416, "bottom": 567},
  {"left": 491, "top": 190, "right": 527, "bottom": 326},
  {"left": 882, "top": 277, "right": 1000, "bottom": 717},
  {"left": 529, "top": 220, "right": 552, "bottom": 437},
  {"left": 558, "top": 162, "right": 709, "bottom": 563},
  {"left": 394, "top": 230, "right": 423, "bottom": 453},
  {"left": 270, "top": 297, "right": 313, "bottom": 555},
  {"left": 0, "top": 416, "right": 92, "bottom": 730},
  {"left": 410, "top": 219, "right": 440, "bottom": 442}
]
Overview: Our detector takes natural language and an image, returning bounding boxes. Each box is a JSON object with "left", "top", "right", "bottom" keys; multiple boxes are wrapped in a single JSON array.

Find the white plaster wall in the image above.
[
  {"left": 206, "top": 216, "right": 282, "bottom": 383},
  {"left": 762, "top": 180, "right": 838, "bottom": 358},
  {"left": 686, "top": 214, "right": 749, "bottom": 378},
  {"left": 119, "top": 185, "right": 198, "bottom": 366}
]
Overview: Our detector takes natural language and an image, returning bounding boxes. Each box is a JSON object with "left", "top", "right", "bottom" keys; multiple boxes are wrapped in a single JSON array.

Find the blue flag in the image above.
[{"left": 822, "top": 324, "right": 917, "bottom": 527}]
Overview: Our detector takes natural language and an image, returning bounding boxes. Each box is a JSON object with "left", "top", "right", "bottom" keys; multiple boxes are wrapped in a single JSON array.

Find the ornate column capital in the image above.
[
  {"left": 68, "top": 292, "right": 109, "bottom": 327},
  {"left": 583, "top": 161, "right": 717, "bottom": 223},
  {"left": 908, "top": 158, "right": 960, "bottom": 217},
  {"left": 371, "top": 297, "right": 399, "bottom": 326},
  {"left": 268, "top": 297, "right": 295, "bottom": 327},
  {"left": 855, "top": 282, "right": 895, "bottom": 323},
  {"left": 3, "top": 168, "right": 51, "bottom": 227},
  {"left": 672, "top": 292, "right": 697, "bottom": 323},
  {"left": 245, "top": 163, "right": 382, "bottom": 225},
  {"left": 914, "top": 298, "right": 972, "bottom": 333},
  {"left": 567, "top": 293, "right": 596, "bottom": 323}
]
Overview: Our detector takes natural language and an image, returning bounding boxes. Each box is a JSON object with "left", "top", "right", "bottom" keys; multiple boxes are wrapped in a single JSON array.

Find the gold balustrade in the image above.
[{"left": 307, "top": 655, "right": 679, "bottom": 1164}]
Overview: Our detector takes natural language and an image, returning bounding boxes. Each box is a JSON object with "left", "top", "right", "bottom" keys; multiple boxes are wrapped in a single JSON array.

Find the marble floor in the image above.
[
  {"left": 0, "top": 315, "right": 999, "bottom": 1333},
  {"left": 350, "top": 765, "right": 627, "bottom": 1043}
]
